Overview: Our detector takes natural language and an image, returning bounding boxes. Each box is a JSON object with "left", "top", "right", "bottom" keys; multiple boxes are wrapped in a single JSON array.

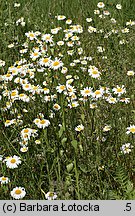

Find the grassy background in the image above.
[{"left": 0, "top": 0, "right": 135, "bottom": 200}]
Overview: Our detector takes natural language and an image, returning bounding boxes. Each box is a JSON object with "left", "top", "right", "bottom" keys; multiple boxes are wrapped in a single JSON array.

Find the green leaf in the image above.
[
  {"left": 61, "top": 137, "right": 67, "bottom": 145},
  {"left": 71, "top": 140, "right": 78, "bottom": 150},
  {"left": 66, "top": 163, "right": 73, "bottom": 172},
  {"left": 81, "top": 113, "right": 85, "bottom": 121},
  {"left": 59, "top": 126, "right": 64, "bottom": 138}
]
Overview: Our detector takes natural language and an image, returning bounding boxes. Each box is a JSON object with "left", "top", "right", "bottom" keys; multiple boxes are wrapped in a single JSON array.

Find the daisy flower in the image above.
[
  {"left": 126, "top": 125, "right": 135, "bottom": 134},
  {"left": 11, "top": 187, "right": 26, "bottom": 199},
  {"left": 97, "top": 46, "right": 105, "bottom": 53},
  {"left": 25, "top": 31, "right": 36, "bottom": 40},
  {"left": 56, "top": 85, "right": 66, "bottom": 93},
  {"left": 0, "top": 176, "right": 10, "bottom": 184},
  {"left": 0, "top": 59, "right": 5, "bottom": 67},
  {"left": 93, "top": 89, "right": 104, "bottom": 99},
  {"left": 112, "top": 85, "right": 126, "bottom": 96},
  {"left": 90, "top": 103, "right": 97, "bottom": 109},
  {"left": 120, "top": 143, "right": 133, "bottom": 154},
  {"left": 30, "top": 51, "right": 41, "bottom": 60},
  {"left": 88, "top": 26, "right": 97, "bottom": 33},
  {"left": 66, "top": 19, "right": 72, "bottom": 24},
  {"left": 120, "top": 98, "right": 130, "bottom": 104},
  {"left": 10, "top": 90, "right": 19, "bottom": 99},
  {"left": 70, "top": 101, "right": 79, "bottom": 108},
  {"left": 22, "top": 83, "right": 32, "bottom": 91},
  {"left": 4, "top": 155, "right": 21, "bottom": 169},
  {"left": 67, "top": 41, "right": 74, "bottom": 47},
  {"left": 5, "top": 120, "right": 14, "bottom": 127},
  {"left": 103, "top": 10, "right": 110, "bottom": 16},
  {"left": 42, "top": 34, "right": 53, "bottom": 43},
  {"left": 127, "top": 70, "right": 134, "bottom": 76},
  {"left": 126, "top": 20, "right": 135, "bottom": 26},
  {"left": 80, "top": 87, "right": 93, "bottom": 97},
  {"left": 51, "top": 28, "right": 60, "bottom": 34},
  {"left": 66, "top": 85, "right": 76, "bottom": 96},
  {"left": 57, "top": 41, "right": 64, "bottom": 46},
  {"left": 86, "top": 18, "right": 92, "bottom": 22},
  {"left": 75, "top": 124, "right": 84, "bottom": 132},
  {"left": 111, "top": 18, "right": 117, "bottom": 24},
  {"left": 97, "top": 2, "right": 105, "bottom": 8},
  {"left": 39, "top": 119, "right": 50, "bottom": 129},
  {"left": 20, "top": 146, "right": 28, "bottom": 153},
  {"left": 94, "top": 10, "right": 100, "bottom": 14},
  {"left": 3, "top": 73, "right": 13, "bottom": 81},
  {"left": 21, "top": 128, "right": 32, "bottom": 140},
  {"left": 19, "top": 94, "right": 30, "bottom": 102},
  {"left": 45, "top": 192, "right": 57, "bottom": 200},
  {"left": 88, "top": 67, "right": 101, "bottom": 78},
  {"left": 53, "top": 103, "right": 61, "bottom": 111},
  {"left": 35, "top": 140, "right": 41, "bottom": 144},
  {"left": 116, "top": 4, "right": 122, "bottom": 10},
  {"left": 103, "top": 125, "right": 112, "bottom": 132},
  {"left": 51, "top": 58, "right": 63, "bottom": 70},
  {"left": 121, "top": 28, "right": 129, "bottom": 33},
  {"left": 106, "top": 96, "right": 117, "bottom": 104},
  {"left": 43, "top": 87, "right": 50, "bottom": 94},
  {"left": 57, "top": 15, "right": 66, "bottom": 20},
  {"left": 34, "top": 119, "right": 50, "bottom": 129}
]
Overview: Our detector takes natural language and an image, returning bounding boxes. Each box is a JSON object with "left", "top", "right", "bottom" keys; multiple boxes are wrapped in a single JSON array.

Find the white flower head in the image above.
[
  {"left": 103, "top": 125, "right": 112, "bottom": 132},
  {"left": 97, "top": 2, "right": 105, "bottom": 8},
  {"left": 0, "top": 176, "right": 10, "bottom": 184},
  {"left": 11, "top": 187, "right": 26, "bottom": 199},
  {"left": 126, "top": 125, "right": 135, "bottom": 134},
  {"left": 116, "top": 4, "right": 122, "bottom": 10},
  {"left": 45, "top": 192, "right": 57, "bottom": 200},
  {"left": 75, "top": 124, "right": 84, "bottom": 132},
  {"left": 121, "top": 143, "right": 133, "bottom": 154},
  {"left": 4, "top": 155, "right": 21, "bottom": 169}
]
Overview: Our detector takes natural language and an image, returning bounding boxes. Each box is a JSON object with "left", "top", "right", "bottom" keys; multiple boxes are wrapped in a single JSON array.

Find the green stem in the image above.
[{"left": 74, "top": 156, "right": 80, "bottom": 199}]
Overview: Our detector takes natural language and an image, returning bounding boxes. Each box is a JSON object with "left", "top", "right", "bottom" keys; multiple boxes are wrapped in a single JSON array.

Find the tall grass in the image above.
[{"left": 0, "top": 0, "right": 135, "bottom": 199}]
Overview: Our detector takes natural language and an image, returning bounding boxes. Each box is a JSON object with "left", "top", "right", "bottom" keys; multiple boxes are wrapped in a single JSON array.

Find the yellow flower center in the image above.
[
  {"left": 40, "top": 120, "right": 46, "bottom": 124},
  {"left": 92, "top": 70, "right": 98, "bottom": 75},
  {"left": 24, "top": 84, "right": 30, "bottom": 88},
  {"left": 2, "top": 177, "right": 7, "bottom": 181},
  {"left": 95, "top": 90, "right": 101, "bottom": 95},
  {"left": 110, "top": 98, "right": 115, "bottom": 101},
  {"left": 24, "top": 129, "right": 29, "bottom": 133},
  {"left": 6, "top": 120, "right": 11, "bottom": 123},
  {"left": 48, "top": 192, "right": 54, "bottom": 197},
  {"left": 130, "top": 128, "right": 135, "bottom": 133},
  {"left": 11, "top": 92, "right": 17, "bottom": 97},
  {"left": 29, "top": 33, "right": 34, "bottom": 37},
  {"left": 15, "top": 189, "right": 22, "bottom": 195},
  {"left": 84, "top": 90, "right": 90, "bottom": 94},
  {"left": 60, "top": 85, "right": 65, "bottom": 90},
  {"left": 46, "top": 36, "right": 50, "bottom": 40},
  {"left": 10, "top": 159, "right": 16, "bottom": 164},
  {"left": 43, "top": 58, "right": 49, "bottom": 63},
  {"left": 53, "top": 61, "right": 60, "bottom": 66},
  {"left": 19, "top": 94, "right": 25, "bottom": 97},
  {"left": 54, "top": 105, "right": 59, "bottom": 109},
  {"left": 117, "top": 88, "right": 122, "bottom": 92},
  {"left": 6, "top": 74, "right": 11, "bottom": 77}
]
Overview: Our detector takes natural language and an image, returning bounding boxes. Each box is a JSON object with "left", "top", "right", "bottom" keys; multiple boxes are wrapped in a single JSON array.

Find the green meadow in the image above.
[{"left": 0, "top": 0, "right": 135, "bottom": 200}]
